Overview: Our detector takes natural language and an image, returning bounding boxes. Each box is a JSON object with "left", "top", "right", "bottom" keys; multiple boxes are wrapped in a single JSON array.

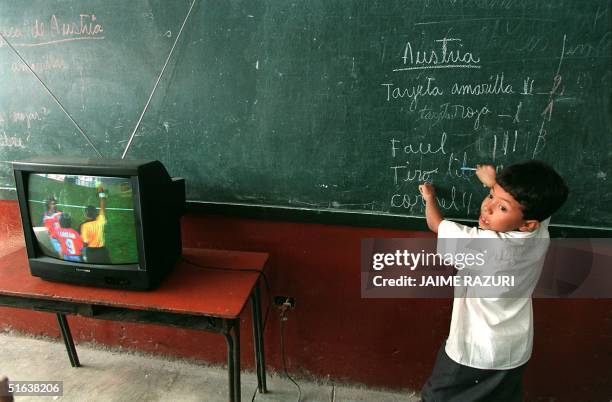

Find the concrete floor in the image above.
[{"left": 0, "top": 331, "right": 419, "bottom": 402}]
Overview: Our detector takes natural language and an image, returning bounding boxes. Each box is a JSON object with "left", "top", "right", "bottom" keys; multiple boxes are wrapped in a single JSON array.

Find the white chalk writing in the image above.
[
  {"left": 0, "top": 130, "right": 28, "bottom": 148},
  {"left": 417, "top": 103, "right": 492, "bottom": 130},
  {"left": 450, "top": 73, "right": 513, "bottom": 95},
  {"left": 381, "top": 78, "right": 443, "bottom": 109},
  {"left": 0, "top": 13, "right": 104, "bottom": 48},
  {"left": 395, "top": 37, "right": 481, "bottom": 71}
]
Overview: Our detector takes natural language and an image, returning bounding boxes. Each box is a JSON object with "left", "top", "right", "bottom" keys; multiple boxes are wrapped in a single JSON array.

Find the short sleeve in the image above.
[
  {"left": 96, "top": 214, "right": 106, "bottom": 225},
  {"left": 437, "top": 220, "right": 481, "bottom": 239}
]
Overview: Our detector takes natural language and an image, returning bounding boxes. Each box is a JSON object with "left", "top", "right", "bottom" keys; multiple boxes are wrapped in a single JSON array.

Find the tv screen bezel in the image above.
[{"left": 13, "top": 157, "right": 184, "bottom": 290}]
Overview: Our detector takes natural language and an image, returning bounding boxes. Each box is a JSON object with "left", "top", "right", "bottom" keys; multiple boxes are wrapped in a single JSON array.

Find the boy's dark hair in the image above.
[
  {"left": 84, "top": 205, "right": 97, "bottom": 220},
  {"left": 497, "top": 160, "right": 569, "bottom": 221}
]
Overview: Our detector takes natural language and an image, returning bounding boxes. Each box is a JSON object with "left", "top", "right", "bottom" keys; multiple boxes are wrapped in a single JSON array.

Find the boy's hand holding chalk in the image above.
[
  {"left": 418, "top": 183, "right": 436, "bottom": 201},
  {"left": 475, "top": 164, "right": 496, "bottom": 188}
]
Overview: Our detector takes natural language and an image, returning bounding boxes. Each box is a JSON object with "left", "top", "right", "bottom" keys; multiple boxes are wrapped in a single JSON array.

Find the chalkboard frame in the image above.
[{"left": 186, "top": 201, "right": 612, "bottom": 238}]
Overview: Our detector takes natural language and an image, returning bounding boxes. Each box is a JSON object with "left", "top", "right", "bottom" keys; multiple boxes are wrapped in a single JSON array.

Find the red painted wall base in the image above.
[{"left": 0, "top": 201, "right": 610, "bottom": 400}]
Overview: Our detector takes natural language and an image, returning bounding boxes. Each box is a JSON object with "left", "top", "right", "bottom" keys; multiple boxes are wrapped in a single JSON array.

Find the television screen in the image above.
[{"left": 27, "top": 173, "right": 138, "bottom": 265}]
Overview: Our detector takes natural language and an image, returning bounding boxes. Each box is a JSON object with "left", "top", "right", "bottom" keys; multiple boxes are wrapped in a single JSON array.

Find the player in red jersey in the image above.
[
  {"left": 40, "top": 197, "right": 63, "bottom": 257},
  {"left": 56, "top": 213, "right": 84, "bottom": 262}
]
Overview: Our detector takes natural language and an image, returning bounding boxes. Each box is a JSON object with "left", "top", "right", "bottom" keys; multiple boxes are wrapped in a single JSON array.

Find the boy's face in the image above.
[{"left": 479, "top": 184, "right": 538, "bottom": 232}]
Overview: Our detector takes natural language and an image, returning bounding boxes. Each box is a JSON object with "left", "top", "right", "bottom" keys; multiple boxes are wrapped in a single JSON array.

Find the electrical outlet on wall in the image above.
[{"left": 274, "top": 296, "right": 296, "bottom": 309}]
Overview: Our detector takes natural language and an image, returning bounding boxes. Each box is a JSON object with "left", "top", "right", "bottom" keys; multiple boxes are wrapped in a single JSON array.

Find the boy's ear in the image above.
[{"left": 518, "top": 219, "right": 540, "bottom": 232}]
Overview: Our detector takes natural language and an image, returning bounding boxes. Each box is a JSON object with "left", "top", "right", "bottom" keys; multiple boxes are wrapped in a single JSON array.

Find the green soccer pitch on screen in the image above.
[{"left": 28, "top": 173, "right": 139, "bottom": 265}]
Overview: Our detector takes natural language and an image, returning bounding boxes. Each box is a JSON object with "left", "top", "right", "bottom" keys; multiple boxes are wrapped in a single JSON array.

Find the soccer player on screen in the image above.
[
  {"left": 79, "top": 185, "right": 110, "bottom": 264},
  {"left": 40, "top": 196, "right": 63, "bottom": 257},
  {"left": 56, "top": 213, "right": 84, "bottom": 262}
]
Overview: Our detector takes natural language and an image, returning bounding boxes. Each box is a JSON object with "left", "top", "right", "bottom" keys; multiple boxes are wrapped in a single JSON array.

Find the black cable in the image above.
[
  {"left": 181, "top": 256, "right": 301, "bottom": 402},
  {"left": 280, "top": 307, "right": 302, "bottom": 402}
]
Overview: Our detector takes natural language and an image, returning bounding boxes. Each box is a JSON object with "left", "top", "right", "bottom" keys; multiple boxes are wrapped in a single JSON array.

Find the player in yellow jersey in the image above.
[{"left": 79, "top": 185, "right": 110, "bottom": 264}]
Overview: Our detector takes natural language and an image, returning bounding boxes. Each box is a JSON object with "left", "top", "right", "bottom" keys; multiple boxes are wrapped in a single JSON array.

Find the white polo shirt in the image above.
[{"left": 437, "top": 218, "right": 550, "bottom": 369}]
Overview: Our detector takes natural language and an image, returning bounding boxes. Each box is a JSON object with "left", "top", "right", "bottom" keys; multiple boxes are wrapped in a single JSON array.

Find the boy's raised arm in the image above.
[{"left": 419, "top": 183, "right": 443, "bottom": 233}]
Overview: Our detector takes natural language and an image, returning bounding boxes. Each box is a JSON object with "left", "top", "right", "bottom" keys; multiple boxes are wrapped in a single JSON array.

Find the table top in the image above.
[{"left": 0, "top": 247, "right": 268, "bottom": 319}]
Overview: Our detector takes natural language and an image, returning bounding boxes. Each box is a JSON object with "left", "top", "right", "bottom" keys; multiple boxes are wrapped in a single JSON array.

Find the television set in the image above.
[{"left": 13, "top": 157, "right": 185, "bottom": 290}]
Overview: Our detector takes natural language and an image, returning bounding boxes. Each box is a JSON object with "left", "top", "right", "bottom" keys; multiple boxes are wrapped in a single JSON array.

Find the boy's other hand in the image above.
[
  {"left": 476, "top": 164, "right": 496, "bottom": 188},
  {"left": 419, "top": 183, "right": 436, "bottom": 201}
]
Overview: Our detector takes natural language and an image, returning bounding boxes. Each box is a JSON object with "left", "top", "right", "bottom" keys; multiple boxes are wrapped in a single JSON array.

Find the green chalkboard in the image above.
[{"left": 0, "top": 0, "right": 610, "bottom": 229}]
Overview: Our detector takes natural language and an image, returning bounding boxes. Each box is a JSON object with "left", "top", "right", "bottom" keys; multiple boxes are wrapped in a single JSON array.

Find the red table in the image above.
[{"left": 0, "top": 247, "right": 269, "bottom": 402}]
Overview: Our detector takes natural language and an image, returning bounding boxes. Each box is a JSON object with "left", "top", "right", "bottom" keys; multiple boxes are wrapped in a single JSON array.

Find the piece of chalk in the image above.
[{"left": 460, "top": 167, "right": 477, "bottom": 171}]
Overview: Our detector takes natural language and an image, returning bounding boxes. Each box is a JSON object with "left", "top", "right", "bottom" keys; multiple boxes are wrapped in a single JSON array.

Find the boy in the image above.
[{"left": 418, "top": 160, "right": 568, "bottom": 402}]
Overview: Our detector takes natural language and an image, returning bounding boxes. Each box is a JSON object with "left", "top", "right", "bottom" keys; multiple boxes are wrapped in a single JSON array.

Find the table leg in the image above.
[
  {"left": 251, "top": 282, "right": 267, "bottom": 393},
  {"left": 55, "top": 313, "right": 80, "bottom": 367},
  {"left": 223, "top": 320, "right": 241, "bottom": 402}
]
